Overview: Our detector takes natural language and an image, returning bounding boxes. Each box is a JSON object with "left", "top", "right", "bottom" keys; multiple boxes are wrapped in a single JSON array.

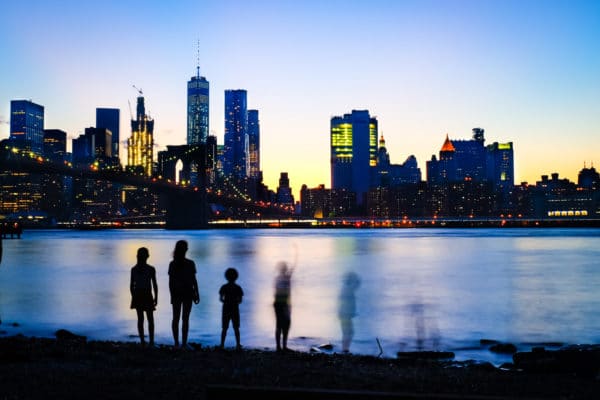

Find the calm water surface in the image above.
[{"left": 1, "top": 228, "right": 599, "bottom": 365}]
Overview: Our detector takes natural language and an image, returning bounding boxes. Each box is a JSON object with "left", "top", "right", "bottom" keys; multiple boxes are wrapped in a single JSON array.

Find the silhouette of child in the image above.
[
  {"left": 130, "top": 247, "right": 158, "bottom": 346},
  {"left": 219, "top": 267, "right": 243, "bottom": 350}
]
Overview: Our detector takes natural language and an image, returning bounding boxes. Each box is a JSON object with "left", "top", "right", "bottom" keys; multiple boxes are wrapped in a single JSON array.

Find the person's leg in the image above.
[
  {"left": 274, "top": 306, "right": 282, "bottom": 351},
  {"left": 233, "top": 309, "right": 241, "bottom": 349},
  {"left": 282, "top": 310, "right": 291, "bottom": 350},
  {"left": 172, "top": 301, "right": 182, "bottom": 347},
  {"left": 147, "top": 310, "right": 155, "bottom": 346},
  {"left": 181, "top": 300, "right": 193, "bottom": 346},
  {"left": 136, "top": 309, "right": 145, "bottom": 345},
  {"left": 220, "top": 311, "right": 229, "bottom": 348}
]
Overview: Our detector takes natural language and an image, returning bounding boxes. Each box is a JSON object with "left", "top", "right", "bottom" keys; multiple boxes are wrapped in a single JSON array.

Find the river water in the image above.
[{"left": 1, "top": 227, "right": 599, "bottom": 366}]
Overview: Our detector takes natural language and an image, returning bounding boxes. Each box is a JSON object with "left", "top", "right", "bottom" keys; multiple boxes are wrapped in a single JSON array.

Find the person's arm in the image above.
[
  {"left": 130, "top": 269, "right": 135, "bottom": 296},
  {"left": 192, "top": 262, "right": 200, "bottom": 304},
  {"left": 152, "top": 268, "right": 158, "bottom": 307}
]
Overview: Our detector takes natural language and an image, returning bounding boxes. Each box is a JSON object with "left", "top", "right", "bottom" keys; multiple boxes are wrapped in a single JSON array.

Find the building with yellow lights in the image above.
[
  {"left": 128, "top": 96, "right": 154, "bottom": 176},
  {"left": 330, "top": 110, "right": 377, "bottom": 206}
]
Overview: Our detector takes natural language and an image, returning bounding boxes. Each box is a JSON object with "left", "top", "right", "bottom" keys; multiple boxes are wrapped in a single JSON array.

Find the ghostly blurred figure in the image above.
[
  {"left": 274, "top": 261, "right": 294, "bottom": 351},
  {"left": 338, "top": 272, "right": 361, "bottom": 353}
]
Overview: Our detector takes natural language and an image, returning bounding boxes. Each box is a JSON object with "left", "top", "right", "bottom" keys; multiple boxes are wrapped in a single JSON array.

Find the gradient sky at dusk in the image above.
[{"left": 1, "top": 0, "right": 598, "bottom": 198}]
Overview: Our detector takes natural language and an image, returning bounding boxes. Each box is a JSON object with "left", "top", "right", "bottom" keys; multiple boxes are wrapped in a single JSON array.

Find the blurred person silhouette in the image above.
[
  {"left": 0, "top": 229, "right": 2, "bottom": 324},
  {"left": 338, "top": 271, "right": 361, "bottom": 353},
  {"left": 274, "top": 260, "right": 295, "bottom": 352},
  {"left": 130, "top": 247, "right": 158, "bottom": 347},
  {"left": 168, "top": 240, "right": 200, "bottom": 349},
  {"left": 219, "top": 267, "right": 244, "bottom": 350}
]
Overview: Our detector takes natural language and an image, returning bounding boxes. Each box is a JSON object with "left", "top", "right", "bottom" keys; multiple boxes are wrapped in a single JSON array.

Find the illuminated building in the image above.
[
  {"left": 127, "top": 96, "right": 154, "bottom": 176},
  {"left": 486, "top": 141, "right": 514, "bottom": 211},
  {"left": 426, "top": 134, "right": 458, "bottom": 184},
  {"left": 10, "top": 99, "right": 44, "bottom": 154},
  {"left": 223, "top": 89, "right": 248, "bottom": 181},
  {"left": 187, "top": 66, "right": 209, "bottom": 145},
  {"left": 247, "top": 109, "right": 260, "bottom": 179},
  {"left": 43, "top": 129, "right": 67, "bottom": 162},
  {"left": 40, "top": 130, "right": 69, "bottom": 221},
  {"left": 330, "top": 110, "right": 378, "bottom": 205},
  {"left": 452, "top": 128, "right": 487, "bottom": 181},
  {"left": 96, "top": 108, "right": 120, "bottom": 160}
]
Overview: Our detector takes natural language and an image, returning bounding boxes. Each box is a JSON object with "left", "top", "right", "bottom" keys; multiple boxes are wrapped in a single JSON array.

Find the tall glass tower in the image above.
[
  {"left": 247, "top": 109, "right": 260, "bottom": 179},
  {"left": 96, "top": 108, "right": 120, "bottom": 160},
  {"left": 223, "top": 89, "right": 248, "bottom": 180},
  {"left": 330, "top": 110, "right": 378, "bottom": 204},
  {"left": 10, "top": 99, "right": 44, "bottom": 154},
  {"left": 127, "top": 96, "right": 154, "bottom": 176},
  {"left": 187, "top": 66, "right": 209, "bottom": 145}
]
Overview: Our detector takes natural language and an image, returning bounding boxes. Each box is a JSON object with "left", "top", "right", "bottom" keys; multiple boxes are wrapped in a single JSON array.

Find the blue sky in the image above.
[{"left": 1, "top": 0, "right": 599, "bottom": 197}]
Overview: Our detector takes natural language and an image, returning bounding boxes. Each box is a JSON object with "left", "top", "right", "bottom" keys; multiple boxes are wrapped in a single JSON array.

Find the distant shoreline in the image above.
[{"left": 13, "top": 217, "right": 600, "bottom": 231}]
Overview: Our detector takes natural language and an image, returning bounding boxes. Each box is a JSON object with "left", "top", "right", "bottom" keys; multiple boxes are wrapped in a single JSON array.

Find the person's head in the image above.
[
  {"left": 137, "top": 247, "right": 149, "bottom": 262},
  {"left": 277, "top": 261, "right": 288, "bottom": 275},
  {"left": 225, "top": 267, "right": 238, "bottom": 282},
  {"left": 173, "top": 240, "right": 188, "bottom": 260}
]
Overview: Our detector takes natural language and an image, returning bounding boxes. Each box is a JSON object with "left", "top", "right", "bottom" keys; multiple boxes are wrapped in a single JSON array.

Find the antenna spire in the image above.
[{"left": 196, "top": 39, "right": 200, "bottom": 78}]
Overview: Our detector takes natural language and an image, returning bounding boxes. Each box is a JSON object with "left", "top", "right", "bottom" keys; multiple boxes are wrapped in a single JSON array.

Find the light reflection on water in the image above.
[{"left": 1, "top": 228, "right": 599, "bottom": 365}]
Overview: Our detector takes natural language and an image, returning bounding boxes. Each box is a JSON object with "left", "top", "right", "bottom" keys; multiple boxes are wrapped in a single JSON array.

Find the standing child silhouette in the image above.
[
  {"left": 130, "top": 247, "right": 158, "bottom": 347},
  {"left": 219, "top": 267, "right": 244, "bottom": 350}
]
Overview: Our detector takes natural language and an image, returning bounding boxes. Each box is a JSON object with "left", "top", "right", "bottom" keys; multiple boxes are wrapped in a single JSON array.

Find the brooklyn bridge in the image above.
[{"left": 0, "top": 144, "right": 296, "bottom": 229}]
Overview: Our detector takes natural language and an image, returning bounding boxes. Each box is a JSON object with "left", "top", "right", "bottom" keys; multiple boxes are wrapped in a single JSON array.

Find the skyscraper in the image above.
[
  {"left": 96, "top": 108, "right": 120, "bottom": 159},
  {"left": 10, "top": 99, "right": 44, "bottom": 154},
  {"left": 247, "top": 109, "right": 260, "bottom": 179},
  {"left": 330, "top": 110, "right": 378, "bottom": 204},
  {"left": 127, "top": 95, "right": 154, "bottom": 176},
  {"left": 43, "top": 129, "right": 67, "bottom": 162},
  {"left": 187, "top": 66, "right": 209, "bottom": 145},
  {"left": 486, "top": 141, "right": 514, "bottom": 206},
  {"left": 223, "top": 89, "right": 248, "bottom": 180}
]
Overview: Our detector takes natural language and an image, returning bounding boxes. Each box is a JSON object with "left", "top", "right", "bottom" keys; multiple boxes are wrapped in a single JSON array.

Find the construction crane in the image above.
[{"left": 132, "top": 85, "right": 143, "bottom": 96}]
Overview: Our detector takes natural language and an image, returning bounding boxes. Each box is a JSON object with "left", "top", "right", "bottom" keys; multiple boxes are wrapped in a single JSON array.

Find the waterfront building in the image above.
[
  {"left": 330, "top": 110, "right": 377, "bottom": 205},
  {"left": 10, "top": 99, "right": 44, "bottom": 154},
  {"left": 276, "top": 172, "right": 294, "bottom": 205},
  {"left": 187, "top": 67, "right": 209, "bottom": 145},
  {"left": 96, "top": 108, "right": 120, "bottom": 160},
  {"left": 43, "top": 129, "right": 67, "bottom": 162},
  {"left": 223, "top": 89, "right": 248, "bottom": 181},
  {"left": 486, "top": 141, "right": 514, "bottom": 211},
  {"left": 373, "top": 135, "right": 421, "bottom": 187},
  {"left": 578, "top": 164, "right": 599, "bottom": 190},
  {"left": 127, "top": 95, "right": 154, "bottom": 176},
  {"left": 247, "top": 109, "right": 260, "bottom": 179},
  {"left": 426, "top": 134, "right": 458, "bottom": 184},
  {"left": 73, "top": 128, "right": 113, "bottom": 165},
  {"left": 452, "top": 128, "right": 487, "bottom": 182}
]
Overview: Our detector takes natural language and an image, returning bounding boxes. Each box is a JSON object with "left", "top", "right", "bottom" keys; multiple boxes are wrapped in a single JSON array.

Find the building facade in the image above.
[
  {"left": 10, "top": 100, "right": 45, "bottom": 154},
  {"left": 330, "top": 110, "right": 377, "bottom": 205},
  {"left": 247, "top": 109, "right": 260, "bottom": 179},
  {"left": 223, "top": 89, "right": 248, "bottom": 181},
  {"left": 187, "top": 67, "right": 209, "bottom": 145},
  {"left": 96, "top": 108, "right": 120, "bottom": 161},
  {"left": 127, "top": 96, "right": 154, "bottom": 176}
]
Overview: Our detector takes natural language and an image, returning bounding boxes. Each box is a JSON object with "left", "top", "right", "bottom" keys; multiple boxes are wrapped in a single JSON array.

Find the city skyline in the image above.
[{"left": 1, "top": 1, "right": 599, "bottom": 198}]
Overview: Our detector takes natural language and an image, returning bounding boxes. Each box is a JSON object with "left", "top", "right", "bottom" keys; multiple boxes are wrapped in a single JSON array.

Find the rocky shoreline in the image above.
[{"left": 1, "top": 331, "right": 599, "bottom": 399}]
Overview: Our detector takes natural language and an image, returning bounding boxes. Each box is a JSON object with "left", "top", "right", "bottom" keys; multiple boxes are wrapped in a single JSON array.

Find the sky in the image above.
[{"left": 1, "top": 0, "right": 599, "bottom": 199}]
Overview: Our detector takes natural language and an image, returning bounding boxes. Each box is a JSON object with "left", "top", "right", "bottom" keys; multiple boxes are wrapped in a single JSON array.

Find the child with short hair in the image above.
[{"left": 219, "top": 267, "right": 244, "bottom": 350}]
